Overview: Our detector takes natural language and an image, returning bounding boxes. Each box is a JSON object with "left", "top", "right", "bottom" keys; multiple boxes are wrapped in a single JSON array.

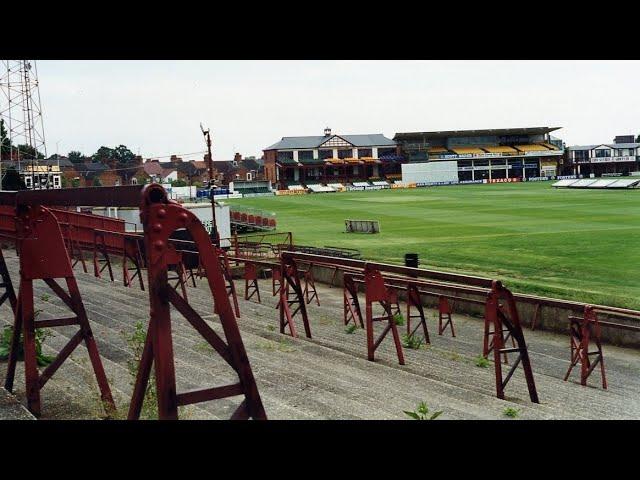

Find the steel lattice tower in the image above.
[{"left": 0, "top": 60, "right": 47, "bottom": 177}]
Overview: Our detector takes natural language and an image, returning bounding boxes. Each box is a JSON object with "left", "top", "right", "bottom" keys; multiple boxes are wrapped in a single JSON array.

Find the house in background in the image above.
[
  {"left": 565, "top": 136, "right": 639, "bottom": 177},
  {"left": 263, "top": 128, "right": 401, "bottom": 188}
]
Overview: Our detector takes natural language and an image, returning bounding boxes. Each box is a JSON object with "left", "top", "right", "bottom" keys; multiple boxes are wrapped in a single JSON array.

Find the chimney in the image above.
[
  {"left": 234, "top": 152, "right": 242, "bottom": 162},
  {"left": 324, "top": 127, "right": 331, "bottom": 136}
]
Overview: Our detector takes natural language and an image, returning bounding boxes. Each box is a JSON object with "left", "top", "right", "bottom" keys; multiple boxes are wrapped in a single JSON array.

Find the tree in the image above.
[
  {"left": 171, "top": 179, "right": 187, "bottom": 187},
  {"left": 92, "top": 176, "right": 102, "bottom": 187},
  {"left": 68, "top": 151, "right": 85, "bottom": 164},
  {"left": 1, "top": 118, "right": 10, "bottom": 159},
  {"left": 113, "top": 144, "right": 136, "bottom": 167},
  {"left": 92, "top": 145, "right": 136, "bottom": 166},
  {"left": 71, "top": 178, "right": 81, "bottom": 188},
  {"left": 1, "top": 167, "right": 26, "bottom": 190},
  {"left": 636, "top": 134, "right": 640, "bottom": 143},
  {"left": 92, "top": 146, "right": 115, "bottom": 164},
  {"left": 16, "top": 144, "right": 44, "bottom": 160}
]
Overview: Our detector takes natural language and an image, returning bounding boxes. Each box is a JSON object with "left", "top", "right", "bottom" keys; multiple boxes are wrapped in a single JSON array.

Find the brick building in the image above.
[{"left": 263, "top": 128, "right": 400, "bottom": 188}]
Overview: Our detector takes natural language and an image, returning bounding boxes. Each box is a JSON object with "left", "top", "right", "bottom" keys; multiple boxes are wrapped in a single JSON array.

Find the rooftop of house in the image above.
[{"left": 265, "top": 131, "right": 396, "bottom": 151}]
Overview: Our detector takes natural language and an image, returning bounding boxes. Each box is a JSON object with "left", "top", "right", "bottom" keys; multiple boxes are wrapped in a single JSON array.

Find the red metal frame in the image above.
[
  {"left": 406, "top": 283, "right": 430, "bottom": 344},
  {"left": 3, "top": 205, "right": 115, "bottom": 417},
  {"left": 244, "top": 262, "right": 261, "bottom": 303},
  {"left": 563, "top": 306, "right": 607, "bottom": 389},
  {"left": 343, "top": 274, "right": 364, "bottom": 328},
  {"left": 438, "top": 296, "right": 455, "bottom": 337},
  {"left": 484, "top": 281, "right": 539, "bottom": 402},
  {"left": 364, "top": 265, "right": 405, "bottom": 365},
  {"left": 301, "top": 264, "right": 320, "bottom": 306},
  {"left": 278, "top": 255, "right": 312, "bottom": 338},
  {"left": 128, "top": 184, "right": 266, "bottom": 420},
  {"left": 0, "top": 248, "right": 17, "bottom": 313}
]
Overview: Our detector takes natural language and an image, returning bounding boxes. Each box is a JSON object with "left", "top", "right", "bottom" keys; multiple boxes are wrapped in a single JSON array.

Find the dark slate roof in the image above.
[
  {"left": 42, "top": 157, "right": 74, "bottom": 168},
  {"left": 265, "top": 133, "right": 396, "bottom": 150},
  {"left": 394, "top": 127, "right": 561, "bottom": 141}
]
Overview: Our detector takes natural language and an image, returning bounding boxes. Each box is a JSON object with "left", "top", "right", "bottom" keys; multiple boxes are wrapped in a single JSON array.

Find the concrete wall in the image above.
[{"left": 308, "top": 264, "right": 640, "bottom": 349}]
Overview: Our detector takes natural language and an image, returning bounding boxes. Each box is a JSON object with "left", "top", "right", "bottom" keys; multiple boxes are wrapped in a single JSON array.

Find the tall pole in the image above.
[{"left": 201, "top": 124, "right": 219, "bottom": 246}]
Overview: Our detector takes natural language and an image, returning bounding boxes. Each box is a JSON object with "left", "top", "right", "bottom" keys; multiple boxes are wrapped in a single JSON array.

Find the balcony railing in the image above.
[{"left": 430, "top": 150, "right": 563, "bottom": 160}]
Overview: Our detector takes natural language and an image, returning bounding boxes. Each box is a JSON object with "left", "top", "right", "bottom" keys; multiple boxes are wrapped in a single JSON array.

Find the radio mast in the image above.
[{"left": 0, "top": 60, "right": 48, "bottom": 185}]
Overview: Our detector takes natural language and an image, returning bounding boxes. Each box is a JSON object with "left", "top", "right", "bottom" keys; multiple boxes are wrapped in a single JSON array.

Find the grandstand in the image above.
[
  {"left": 229, "top": 180, "right": 272, "bottom": 197},
  {"left": 394, "top": 127, "right": 564, "bottom": 183}
]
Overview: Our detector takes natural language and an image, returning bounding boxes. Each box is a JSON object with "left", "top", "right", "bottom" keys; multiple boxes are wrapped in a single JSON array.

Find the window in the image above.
[
  {"left": 247, "top": 172, "right": 253, "bottom": 181},
  {"left": 298, "top": 150, "right": 314, "bottom": 161},
  {"left": 338, "top": 149, "right": 353, "bottom": 159},
  {"left": 573, "top": 150, "right": 589, "bottom": 162},
  {"left": 357, "top": 148, "right": 372, "bottom": 158},
  {"left": 319, "top": 149, "right": 333, "bottom": 160},
  {"left": 277, "top": 151, "right": 294, "bottom": 162},
  {"left": 594, "top": 149, "right": 611, "bottom": 158},
  {"left": 131, "top": 177, "right": 138, "bottom": 185},
  {"left": 378, "top": 148, "right": 396, "bottom": 158}
]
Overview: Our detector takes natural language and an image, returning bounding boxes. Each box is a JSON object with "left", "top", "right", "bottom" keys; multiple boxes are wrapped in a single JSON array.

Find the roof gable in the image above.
[{"left": 318, "top": 135, "right": 354, "bottom": 148}]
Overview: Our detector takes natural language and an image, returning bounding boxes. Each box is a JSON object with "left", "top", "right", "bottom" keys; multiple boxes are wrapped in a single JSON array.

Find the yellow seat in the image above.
[
  {"left": 515, "top": 144, "right": 550, "bottom": 152},
  {"left": 451, "top": 147, "right": 485, "bottom": 154},
  {"left": 483, "top": 146, "right": 518, "bottom": 154}
]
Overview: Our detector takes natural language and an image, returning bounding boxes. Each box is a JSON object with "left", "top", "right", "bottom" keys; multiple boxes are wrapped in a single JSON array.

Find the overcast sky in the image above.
[{"left": 35, "top": 60, "right": 640, "bottom": 160}]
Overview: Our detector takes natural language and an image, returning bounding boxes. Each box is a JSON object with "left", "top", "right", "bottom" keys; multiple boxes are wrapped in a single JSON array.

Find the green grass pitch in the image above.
[{"left": 226, "top": 181, "right": 640, "bottom": 310}]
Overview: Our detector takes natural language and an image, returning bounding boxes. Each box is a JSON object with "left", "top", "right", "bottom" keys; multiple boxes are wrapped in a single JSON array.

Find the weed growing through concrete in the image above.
[
  {"left": 256, "top": 338, "right": 296, "bottom": 353},
  {"left": 345, "top": 324, "right": 358, "bottom": 334},
  {"left": 402, "top": 333, "right": 423, "bottom": 349},
  {"left": 393, "top": 313, "right": 405, "bottom": 326},
  {"left": 503, "top": 407, "right": 520, "bottom": 418},
  {"left": 0, "top": 310, "right": 54, "bottom": 366},
  {"left": 195, "top": 341, "right": 213, "bottom": 354},
  {"left": 404, "top": 401, "right": 443, "bottom": 420},
  {"left": 267, "top": 324, "right": 276, "bottom": 332},
  {"left": 475, "top": 355, "right": 490, "bottom": 368},
  {"left": 121, "top": 321, "right": 158, "bottom": 420}
]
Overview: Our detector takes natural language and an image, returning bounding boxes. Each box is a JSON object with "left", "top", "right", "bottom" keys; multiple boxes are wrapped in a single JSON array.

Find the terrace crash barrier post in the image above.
[
  {"left": 3, "top": 204, "right": 116, "bottom": 418},
  {"left": 564, "top": 305, "right": 607, "bottom": 389},
  {"left": 128, "top": 184, "right": 266, "bottom": 420}
]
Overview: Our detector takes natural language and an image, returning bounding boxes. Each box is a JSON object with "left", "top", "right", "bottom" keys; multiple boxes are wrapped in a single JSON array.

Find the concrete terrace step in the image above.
[
  {"left": 0, "top": 387, "right": 35, "bottom": 420},
  {"left": 1, "top": 249, "right": 639, "bottom": 420}
]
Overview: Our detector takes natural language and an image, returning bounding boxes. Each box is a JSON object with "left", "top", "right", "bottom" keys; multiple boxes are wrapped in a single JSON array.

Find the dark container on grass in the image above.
[{"left": 404, "top": 253, "right": 419, "bottom": 269}]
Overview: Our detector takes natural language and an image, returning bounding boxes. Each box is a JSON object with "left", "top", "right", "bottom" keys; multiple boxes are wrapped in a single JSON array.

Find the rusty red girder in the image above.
[
  {"left": 0, "top": 185, "right": 266, "bottom": 420},
  {"left": 564, "top": 306, "right": 607, "bottom": 389},
  {"left": 244, "top": 262, "right": 261, "bottom": 303},
  {"left": 364, "top": 265, "right": 405, "bottom": 365},
  {"left": 278, "top": 256, "right": 312, "bottom": 339},
  {"left": 2, "top": 204, "right": 116, "bottom": 417},
  {"left": 128, "top": 184, "right": 266, "bottom": 420}
]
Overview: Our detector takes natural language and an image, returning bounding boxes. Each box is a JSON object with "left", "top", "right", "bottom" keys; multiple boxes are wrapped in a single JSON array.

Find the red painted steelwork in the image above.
[
  {"left": 244, "top": 262, "right": 261, "bottom": 303},
  {"left": 564, "top": 306, "right": 607, "bottom": 389},
  {"left": 128, "top": 184, "right": 265, "bottom": 420},
  {"left": 2, "top": 205, "right": 115, "bottom": 417},
  {"left": 364, "top": 265, "right": 405, "bottom": 365},
  {"left": 278, "top": 256, "right": 311, "bottom": 339}
]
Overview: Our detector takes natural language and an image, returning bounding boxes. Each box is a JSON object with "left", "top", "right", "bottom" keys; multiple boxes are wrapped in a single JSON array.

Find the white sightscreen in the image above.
[{"left": 401, "top": 161, "right": 459, "bottom": 184}]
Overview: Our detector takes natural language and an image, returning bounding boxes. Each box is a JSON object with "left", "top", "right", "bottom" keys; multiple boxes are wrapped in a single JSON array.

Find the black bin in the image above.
[{"left": 404, "top": 253, "right": 419, "bottom": 268}]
